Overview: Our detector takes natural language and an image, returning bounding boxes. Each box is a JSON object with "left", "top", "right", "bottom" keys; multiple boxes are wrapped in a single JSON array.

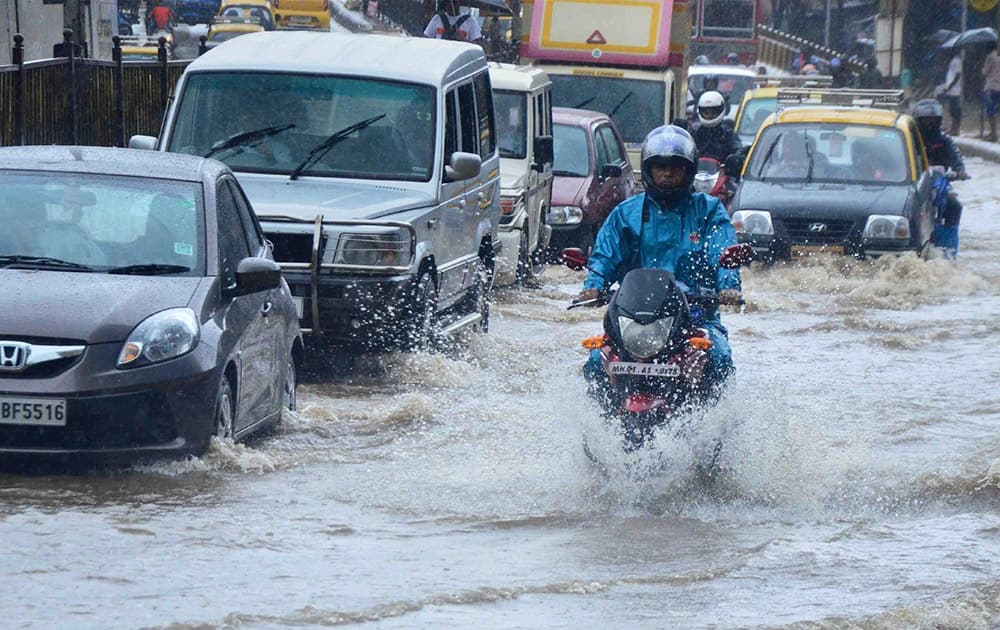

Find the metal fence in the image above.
[{"left": 0, "top": 30, "right": 191, "bottom": 148}]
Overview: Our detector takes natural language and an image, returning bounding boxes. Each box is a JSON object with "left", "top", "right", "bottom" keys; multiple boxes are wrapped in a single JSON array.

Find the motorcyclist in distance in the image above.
[
  {"left": 912, "top": 98, "right": 970, "bottom": 258},
  {"left": 692, "top": 90, "right": 742, "bottom": 161},
  {"left": 577, "top": 125, "right": 742, "bottom": 388}
]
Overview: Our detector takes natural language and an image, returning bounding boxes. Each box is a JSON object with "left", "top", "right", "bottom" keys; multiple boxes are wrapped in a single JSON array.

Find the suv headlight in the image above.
[
  {"left": 619, "top": 315, "right": 674, "bottom": 360},
  {"left": 548, "top": 206, "right": 583, "bottom": 225},
  {"left": 863, "top": 215, "right": 910, "bottom": 240},
  {"left": 333, "top": 233, "right": 409, "bottom": 268},
  {"left": 731, "top": 210, "right": 774, "bottom": 236},
  {"left": 117, "top": 308, "right": 200, "bottom": 369}
]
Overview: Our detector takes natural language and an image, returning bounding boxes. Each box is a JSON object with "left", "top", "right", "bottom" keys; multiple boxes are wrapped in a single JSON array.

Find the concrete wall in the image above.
[{"left": 1, "top": 0, "right": 111, "bottom": 64}]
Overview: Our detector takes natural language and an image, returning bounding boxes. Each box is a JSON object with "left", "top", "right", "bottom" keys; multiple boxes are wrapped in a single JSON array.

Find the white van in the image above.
[
  {"left": 132, "top": 32, "right": 502, "bottom": 349},
  {"left": 488, "top": 63, "right": 553, "bottom": 286}
]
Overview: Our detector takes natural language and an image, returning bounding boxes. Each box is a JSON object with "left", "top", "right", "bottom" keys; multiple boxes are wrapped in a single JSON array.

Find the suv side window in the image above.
[
  {"left": 458, "top": 82, "right": 478, "bottom": 155},
  {"left": 473, "top": 72, "right": 496, "bottom": 159},
  {"left": 599, "top": 125, "right": 625, "bottom": 165},
  {"left": 593, "top": 126, "right": 610, "bottom": 170},
  {"left": 227, "top": 179, "right": 266, "bottom": 256},
  {"left": 216, "top": 181, "right": 253, "bottom": 290},
  {"left": 444, "top": 89, "right": 458, "bottom": 168}
]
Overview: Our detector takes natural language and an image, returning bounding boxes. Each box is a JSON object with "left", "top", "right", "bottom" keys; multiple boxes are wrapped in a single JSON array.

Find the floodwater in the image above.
[{"left": 2, "top": 160, "right": 999, "bottom": 628}]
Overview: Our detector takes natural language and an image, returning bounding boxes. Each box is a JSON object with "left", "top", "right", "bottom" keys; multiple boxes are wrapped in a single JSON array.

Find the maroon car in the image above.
[{"left": 546, "top": 107, "right": 636, "bottom": 255}]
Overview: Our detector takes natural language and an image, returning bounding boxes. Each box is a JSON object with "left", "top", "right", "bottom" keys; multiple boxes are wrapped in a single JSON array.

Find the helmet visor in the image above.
[{"left": 700, "top": 105, "right": 724, "bottom": 121}]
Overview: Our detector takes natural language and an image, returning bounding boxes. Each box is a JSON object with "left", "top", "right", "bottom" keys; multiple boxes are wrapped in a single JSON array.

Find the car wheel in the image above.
[
  {"left": 282, "top": 355, "right": 297, "bottom": 412},
  {"left": 515, "top": 228, "right": 535, "bottom": 285},
  {"left": 470, "top": 256, "right": 493, "bottom": 333},
  {"left": 403, "top": 272, "right": 438, "bottom": 350},
  {"left": 213, "top": 377, "right": 235, "bottom": 440}
]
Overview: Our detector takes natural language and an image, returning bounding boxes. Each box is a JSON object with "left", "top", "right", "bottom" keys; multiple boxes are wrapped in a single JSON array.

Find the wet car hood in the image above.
[
  {"left": 552, "top": 176, "right": 589, "bottom": 207},
  {"left": 736, "top": 180, "right": 913, "bottom": 218},
  {"left": 237, "top": 176, "right": 435, "bottom": 222},
  {"left": 0, "top": 271, "right": 204, "bottom": 344}
]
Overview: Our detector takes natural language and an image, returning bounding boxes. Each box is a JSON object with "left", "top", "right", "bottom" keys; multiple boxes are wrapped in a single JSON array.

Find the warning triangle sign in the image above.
[{"left": 586, "top": 30, "right": 607, "bottom": 45}]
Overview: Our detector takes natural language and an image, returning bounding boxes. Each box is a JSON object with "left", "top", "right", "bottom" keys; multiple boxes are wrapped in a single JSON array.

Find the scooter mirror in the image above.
[
  {"left": 561, "top": 248, "right": 588, "bottom": 271},
  {"left": 718, "top": 243, "right": 754, "bottom": 269}
]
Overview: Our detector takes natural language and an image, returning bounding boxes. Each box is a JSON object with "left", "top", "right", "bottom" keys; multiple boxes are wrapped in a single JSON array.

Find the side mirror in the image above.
[
  {"left": 532, "top": 135, "right": 553, "bottom": 171},
  {"left": 723, "top": 153, "right": 745, "bottom": 178},
  {"left": 718, "top": 243, "right": 754, "bottom": 269},
  {"left": 600, "top": 163, "right": 624, "bottom": 179},
  {"left": 560, "top": 247, "right": 588, "bottom": 271},
  {"left": 230, "top": 257, "right": 282, "bottom": 297},
  {"left": 444, "top": 151, "right": 482, "bottom": 182},
  {"left": 129, "top": 135, "right": 158, "bottom": 150}
]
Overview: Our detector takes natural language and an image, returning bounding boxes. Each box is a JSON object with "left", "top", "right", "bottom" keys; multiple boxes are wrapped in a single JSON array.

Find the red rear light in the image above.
[
  {"left": 323, "top": 0, "right": 329, "bottom": 9},
  {"left": 500, "top": 198, "right": 515, "bottom": 215}
]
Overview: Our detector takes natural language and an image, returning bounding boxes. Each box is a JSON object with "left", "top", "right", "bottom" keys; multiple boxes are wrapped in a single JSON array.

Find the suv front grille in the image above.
[
  {"left": 268, "top": 232, "right": 327, "bottom": 263},
  {"left": 780, "top": 218, "right": 855, "bottom": 245}
]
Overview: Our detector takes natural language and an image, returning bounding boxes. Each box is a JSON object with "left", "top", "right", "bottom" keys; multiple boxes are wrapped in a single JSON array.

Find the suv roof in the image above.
[
  {"left": 553, "top": 106, "right": 610, "bottom": 126},
  {"left": 0, "top": 146, "right": 225, "bottom": 181},
  {"left": 772, "top": 107, "right": 903, "bottom": 127},
  {"left": 687, "top": 64, "right": 757, "bottom": 78},
  {"left": 488, "top": 62, "right": 551, "bottom": 92},
  {"left": 190, "top": 31, "right": 486, "bottom": 85}
]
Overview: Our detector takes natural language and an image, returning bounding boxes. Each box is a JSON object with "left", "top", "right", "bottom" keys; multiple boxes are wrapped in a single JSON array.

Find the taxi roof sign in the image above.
[
  {"left": 211, "top": 15, "right": 262, "bottom": 24},
  {"left": 776, "top": 87, "right": 904, "bottom": 109}
]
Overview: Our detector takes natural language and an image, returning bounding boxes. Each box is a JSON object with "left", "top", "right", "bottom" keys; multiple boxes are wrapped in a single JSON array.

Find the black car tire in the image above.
[
  {"left": 213, "top": 377, "right": 235, "bottom": 440},
  {"left": 470, "top": 256, "right": 492, "bottom": 333},
  {"left": 515, "top": 227, "right": 534, "bottom": 285},
  {"left": 282, "top": 355, "right": 297, "bottom": 412},
  {"left": 403, "top": 272, "right": 438, "bottom": 350}
]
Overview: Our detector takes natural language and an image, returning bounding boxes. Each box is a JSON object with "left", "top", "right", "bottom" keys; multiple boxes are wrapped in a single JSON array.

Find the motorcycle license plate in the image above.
[{"left": 607, "top": 362, "right": 680, "bottom": 377}]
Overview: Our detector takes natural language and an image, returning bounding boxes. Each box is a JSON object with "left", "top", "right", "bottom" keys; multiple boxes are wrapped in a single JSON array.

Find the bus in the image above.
[{"left": 689, "top": 0, "right": 769, "bottom": 65}]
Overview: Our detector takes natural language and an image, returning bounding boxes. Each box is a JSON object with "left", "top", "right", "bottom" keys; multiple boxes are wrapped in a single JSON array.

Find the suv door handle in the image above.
[{"left": 261, "top": 300, "right": 273, "bottom": 317}]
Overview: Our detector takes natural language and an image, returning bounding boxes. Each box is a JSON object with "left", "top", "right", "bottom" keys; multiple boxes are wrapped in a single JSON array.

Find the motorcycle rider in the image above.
[
  {"left": 576, "top": 125, "right": 742, "bottom": 390},
  {"left": 692, "top": 90, "right": 742, "bottom": 161},
  {"left": 912, "top": 98, "right": 970, "bottom": 258}
]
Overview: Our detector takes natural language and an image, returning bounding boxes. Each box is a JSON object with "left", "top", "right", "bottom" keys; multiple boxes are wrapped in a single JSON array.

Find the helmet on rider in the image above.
[
  {"left": 726, "top": 52, "right": 740, "bottom": 65},
  {"left": 694, "top": 54, "right": 711, "bottom": 65},
  {"left": 912, "top": 98, "right": 944, "bottom": 138},
  {"left": 640, "top": 125, "right": 698, "bottom": 205},
  {"left": 697, "top": 90, "right": 727, "bottom": 128}
]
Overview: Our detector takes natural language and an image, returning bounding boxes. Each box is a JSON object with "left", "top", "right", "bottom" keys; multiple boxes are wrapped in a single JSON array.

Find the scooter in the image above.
[
  {"left": 562, "top": 244, "right": 752, "bottom": 452},
  {"left": 929, "top": 165, "right": 961, "bottom": 259},
  {"left": 693, "top": 157, "right": 736, "bottom": 207}
]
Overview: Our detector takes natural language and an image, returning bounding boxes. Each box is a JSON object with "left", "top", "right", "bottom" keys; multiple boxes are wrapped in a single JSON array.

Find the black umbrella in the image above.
[
  {"left": 941, "top": 27, "right": 998, "bottom": 49},
  {"left": 452, "top": 0, "right": 512, "bottom": 14}
]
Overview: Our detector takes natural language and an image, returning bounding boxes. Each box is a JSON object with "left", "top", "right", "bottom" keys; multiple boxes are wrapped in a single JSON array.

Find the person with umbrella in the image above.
[
  {"left": 424, "top": 0, "right": 483, "bottom": 43},
  {"left": 983, "top": 40, "right": 1000, "bottom": 141},
  {"left": 940, "top": 49, "right": 963, "bottom": 136}
]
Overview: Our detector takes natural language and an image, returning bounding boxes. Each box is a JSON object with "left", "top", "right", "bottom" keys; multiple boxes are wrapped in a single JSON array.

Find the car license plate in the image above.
[
  {"left": 607, "top": 362, "right": 680, "bottom": 377},
  {"left": 292, "top": 297, "right": 304, "bottom": 319},
  {"left": 288, "top": 15, "right": 312, "bottom": 23},
  {"left": 791, "top": 244, "right": 844, "bottom": 258},
  {"left": 0, "top": 397, "right": 67, "bottom": 426}
]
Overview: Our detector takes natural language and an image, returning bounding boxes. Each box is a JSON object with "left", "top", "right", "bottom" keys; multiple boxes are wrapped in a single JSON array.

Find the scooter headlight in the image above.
[{"left": 618, "top": 315, "right": 674, "bottom": 359}]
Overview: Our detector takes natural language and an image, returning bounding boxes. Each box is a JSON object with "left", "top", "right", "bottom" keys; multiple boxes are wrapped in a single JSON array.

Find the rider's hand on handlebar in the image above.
[
  {"left": 717, "top": 289, "right": 743, "bottom": 305},
  {"left": 576, "top": 288, "right": 602, "bottom": 305},
  {"left": 957, "top": 170, "right": 971, "bottom": 181}
]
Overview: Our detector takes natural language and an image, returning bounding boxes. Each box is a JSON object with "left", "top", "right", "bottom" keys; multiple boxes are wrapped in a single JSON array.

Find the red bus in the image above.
[{"left": 688, "top": 0, "right": 770, "bottom": 65}]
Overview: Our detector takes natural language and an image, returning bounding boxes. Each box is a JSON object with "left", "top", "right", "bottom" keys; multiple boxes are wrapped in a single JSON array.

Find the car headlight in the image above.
[
  {"left": 547, "top": 205, "right": 584, "bottom": 225},
  {"left": 334, "top": 233, "right": 408, "bottom": 267},
  {"left": 863, "top": 215, "right": 910, "bottom": 240},
  {"left": 117, "top": 308, "right": 200, "bottom": 369},
  {"left": 731, "top": 210, "right": 774, "bottom": 236},
  {"left": 619, "top": 315, "right": 674, "bottom": 360}
]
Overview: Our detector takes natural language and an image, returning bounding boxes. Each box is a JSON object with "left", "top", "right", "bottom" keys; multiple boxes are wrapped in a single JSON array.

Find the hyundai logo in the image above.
[
  {"left": 0, "top": 341, "right": 30, "bottom": 372},
  {"left": 808, "top": 223, "right": 828, "bottom": 233}
]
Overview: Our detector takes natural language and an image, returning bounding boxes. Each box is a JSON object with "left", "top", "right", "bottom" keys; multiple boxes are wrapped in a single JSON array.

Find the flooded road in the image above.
[{"left": 3, "top": 159, "right": 999, "bottom": 628}]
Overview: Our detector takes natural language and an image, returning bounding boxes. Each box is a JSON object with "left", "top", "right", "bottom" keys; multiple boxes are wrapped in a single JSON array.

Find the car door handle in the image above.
[{"left": 261, "top": 300, "right": 273, "bottom": 316}]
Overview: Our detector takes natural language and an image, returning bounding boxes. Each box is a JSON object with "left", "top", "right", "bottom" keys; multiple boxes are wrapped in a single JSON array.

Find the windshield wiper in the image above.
[
  {"left": 803, "top": 134, "right": 815, "bottom": 184},
  {"left": 608, "top": 91, "right": 634, "bottom": 117},
  {"left": 755, "top": 133, "right": 782, "bottom": 182},
  {"left": 105, "top": 263, "right": 191, "bottom": 275},
  {"left": 204, "top": 124, "right": 296, "bottom": 160},
  {"left": 0, "top": 255, "right": 95, "bottom": 271},
  {"left": 573, "top": 97, "right": 595, "bottom": 109},
  {"left": 289, "top": 114, "right": 386, "bottom": 181}
]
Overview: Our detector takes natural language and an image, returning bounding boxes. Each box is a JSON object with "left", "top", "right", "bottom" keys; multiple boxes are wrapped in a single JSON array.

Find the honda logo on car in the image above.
[
  {"left": 809, "top": 223, "right": 828, "bottom": 232},
  {"left": 0, "top": 342, "right": 29, "bottom": 372}
]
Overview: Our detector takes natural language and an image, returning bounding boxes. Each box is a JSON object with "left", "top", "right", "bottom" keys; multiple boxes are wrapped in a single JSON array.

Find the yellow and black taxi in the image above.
[
  {"left": 733, "top": 76, "right": 833, "bottom": 148},
  {"left": 119, "top": 33, "right": 174, "bottom": 61},
  {"left": 727, "top": 89, "right": 938, "bottom": 261},
  {"left": 205, "top": 16, "right": 267, "bottom": 50}
]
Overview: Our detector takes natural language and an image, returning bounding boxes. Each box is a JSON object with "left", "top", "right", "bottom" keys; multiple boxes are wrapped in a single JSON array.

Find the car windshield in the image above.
[
  {"left": 552, "top": 123, "right": 590, "bottom": 177},
  {"left": 0, "top": 172, "right": 203, "bottom": 274},
  {"left": 494, "top": 90, "right": 527, "bottom": 159},
  {"left": 744, "top": 122, "right": 910, "bottom": 185},
  {"left": 549, "top": 75, "right": 664, "bottom": 144},
  {"left": 689, "top": 73, "right": 755, "bottom": 106},
  {"left": 736, "top": 96, "right": 776, "bottom": 144},
  {"left": 168, "top": 72, "right": 436, "bottom": 182}
]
